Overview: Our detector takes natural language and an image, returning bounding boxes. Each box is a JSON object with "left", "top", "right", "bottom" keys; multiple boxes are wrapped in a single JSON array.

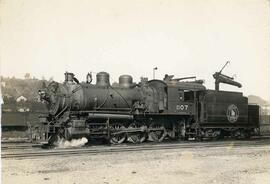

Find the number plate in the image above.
[{"left": 176, "top": 104, "right": 189, "bottom": 111}]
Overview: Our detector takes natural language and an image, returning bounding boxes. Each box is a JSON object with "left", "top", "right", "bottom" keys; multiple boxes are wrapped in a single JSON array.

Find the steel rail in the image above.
[
  {"left": 2, "top": 139, "right": 270, "bottom": 159},
  {"left": 1, "top": 144, "right": 40, "bottom": 150}
]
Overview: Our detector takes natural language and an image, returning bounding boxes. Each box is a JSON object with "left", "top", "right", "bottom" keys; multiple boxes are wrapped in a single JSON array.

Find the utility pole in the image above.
[{"left": 153, "top": 67, "right": 158, "bottom": 79}]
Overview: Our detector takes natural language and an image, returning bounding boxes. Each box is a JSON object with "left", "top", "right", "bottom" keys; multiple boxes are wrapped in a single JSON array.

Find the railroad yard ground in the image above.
[{"left": 2, "top": 140, "right": 270, "bottom": 184}]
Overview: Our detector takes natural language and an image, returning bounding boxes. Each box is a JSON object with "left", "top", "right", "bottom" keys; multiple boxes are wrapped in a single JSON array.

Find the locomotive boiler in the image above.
[{"left": 39, "top": 67, "right": 260, "bottom": 145}]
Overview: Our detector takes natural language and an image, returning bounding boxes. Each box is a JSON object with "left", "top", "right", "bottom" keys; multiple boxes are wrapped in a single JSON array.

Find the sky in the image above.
[{"left": 1, "top": 0, "right": 270, "bottom": 101}]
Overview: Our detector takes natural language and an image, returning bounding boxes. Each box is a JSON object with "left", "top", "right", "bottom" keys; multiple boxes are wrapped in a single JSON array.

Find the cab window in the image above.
[{"left": 184, "top": 90, "right": 194, "bottom": 101}]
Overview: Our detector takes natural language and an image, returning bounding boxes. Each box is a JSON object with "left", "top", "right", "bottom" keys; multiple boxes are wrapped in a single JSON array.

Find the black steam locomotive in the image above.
[{"left": 39, "top": 64, "right": 260, "bottom": 145}]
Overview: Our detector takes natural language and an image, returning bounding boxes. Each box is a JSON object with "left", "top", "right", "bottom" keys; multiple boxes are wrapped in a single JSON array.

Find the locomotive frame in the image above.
[{"left": 38, "top": 68, "right": 260, "bottom": 145}]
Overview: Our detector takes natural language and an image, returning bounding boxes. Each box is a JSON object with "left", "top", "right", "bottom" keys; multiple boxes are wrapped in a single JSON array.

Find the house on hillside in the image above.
[
  {"left": 17, "top": 108, "right": 30, "bottom": 112},
  {"left": 16, "top": 95, "right": 27, "bottom": 103}
]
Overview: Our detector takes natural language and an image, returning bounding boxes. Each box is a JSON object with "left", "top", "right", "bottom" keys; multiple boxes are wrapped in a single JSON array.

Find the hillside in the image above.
[
  {"left": 248, "top": 95, "right": 270, "bottom": 106},
  {"left": 1, "top": 76, "right": 49, "bottom": 101},
  {"left": 1, "top": 76, "right": 48, "bottom": 112}
]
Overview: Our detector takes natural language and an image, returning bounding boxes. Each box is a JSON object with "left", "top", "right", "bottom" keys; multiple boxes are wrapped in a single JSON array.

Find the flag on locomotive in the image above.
[{"left": 38, "top": 62, "right": 260, "bottom": 145}]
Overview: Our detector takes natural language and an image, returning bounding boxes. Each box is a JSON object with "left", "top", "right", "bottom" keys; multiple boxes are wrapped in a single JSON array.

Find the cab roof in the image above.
[{"left": 166, "top": 81, "right": 206, "bottom": 91}]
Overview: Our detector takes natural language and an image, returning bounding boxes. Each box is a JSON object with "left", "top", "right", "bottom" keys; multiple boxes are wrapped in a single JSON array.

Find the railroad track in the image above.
[
  {"left": 1, "top": 144, "right": 41, "bottom": 150},
  {"left": 2, "top": 139, "right": 270, "bottom": 159}
]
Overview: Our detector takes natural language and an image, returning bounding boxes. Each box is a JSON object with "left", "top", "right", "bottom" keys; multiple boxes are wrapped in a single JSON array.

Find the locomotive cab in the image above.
[{"left": 165, "top": 80, "right": 206, "bottom": 115}]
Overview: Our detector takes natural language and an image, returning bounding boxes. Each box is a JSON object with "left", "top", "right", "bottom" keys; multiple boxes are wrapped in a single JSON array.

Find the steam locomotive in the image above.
[{"left": 39, "top": 64, "right": 260, "bottom": 145}]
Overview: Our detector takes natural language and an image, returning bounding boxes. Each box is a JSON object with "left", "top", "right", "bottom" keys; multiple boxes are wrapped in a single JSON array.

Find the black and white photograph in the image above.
[{"left": 1, "top": 0, "right": 270, "bottom": 183}]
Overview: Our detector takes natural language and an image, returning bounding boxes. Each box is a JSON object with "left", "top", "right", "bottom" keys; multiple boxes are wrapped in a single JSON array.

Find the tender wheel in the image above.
[
  {"left": 127, "top": 123, "right": 147, "bottom": 144},
  {"left": 217, "top": 130, "right": 225, "bottom": 139},
  {"left": 148, "top": 122, "right": 167, "bottom": 142},
  {"left": 237, "top": 129, "right": 251, "bottom": 139},
  {"left": 110, "top": 123, "right": 126, "bottom": 144},
  {"left": 243, "top": 130, "right": 251, "bottom": 139},
  {"left": 232, "top": 129, "right": 242, "bottom": 139}
]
